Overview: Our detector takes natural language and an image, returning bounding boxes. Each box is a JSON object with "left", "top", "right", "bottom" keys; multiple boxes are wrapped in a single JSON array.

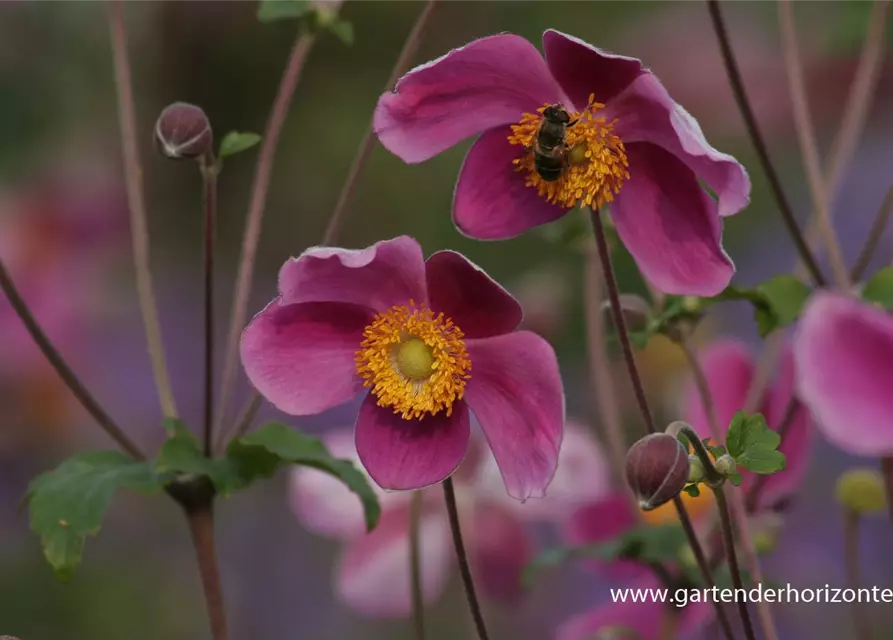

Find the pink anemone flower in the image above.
[
  {"left": 683, "top": 338, "right": 812, "bottom": 509},
  {"left": 794, "top": 292, "right": 893, "bottom": 456},
  {"left": 291, "top": 421, "right": 610, "bottom": 617},
  {"left": 240, "top": 236, "right": 564, "bottom": 500},
  {"left": 374, "top": 30, "right": 750, "bottom": 296}
]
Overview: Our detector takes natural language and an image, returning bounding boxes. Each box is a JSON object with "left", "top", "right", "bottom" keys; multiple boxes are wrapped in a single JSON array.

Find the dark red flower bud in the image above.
[
  {"left": 154, "top": 102, "right": 212, "bottom": 160},
  {"left": 601, "top": 293, "right": 651, "bottom": 333},
  {"left": 625, "top": 433, "right": 690, "bottom": 511}
]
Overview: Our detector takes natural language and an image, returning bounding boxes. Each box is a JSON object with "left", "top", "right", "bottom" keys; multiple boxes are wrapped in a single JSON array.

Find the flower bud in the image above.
[
  {"left": 602, "top": 294, "right": 651, "bottom": 333},
  {"left": 626, "top": 433, "right": 690, "bottom": 511},
  {"left": 688, "top": 454, "right": 705, "bottom": 484},
  {"left": 714, "top": 454, "right": 737, "bottom": 477},
  {"left": 835, "top": 468, "right": 886, "bottom": 515},
  {"left": 154, "top": 102, "right": 212, "bottom": 160}
]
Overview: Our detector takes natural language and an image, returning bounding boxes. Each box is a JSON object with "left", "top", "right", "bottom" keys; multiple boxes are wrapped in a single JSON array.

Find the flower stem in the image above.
[
  {"left": 679, "top": 336, "right": 780, "bottom": 640},
  {"left": 107, "top": 0, "right": 178, "bottom": 419},
  {"left": 201, "top": 156, "right": 218, "bottom": 457},
  {"left": 589, "top": 208, "right": 736, "bottom": 640},
  {"left": 232, "top": 392, "right": 263, "bottom": 442},
  {"left": 215, "top": 30, "right": 317, "bottom": 443},
  {"left": 843, "top": 508, "right": 873, "bottom": 640},
  {"left": 0, "top": 260, "right": 145, "bottom": 460},
  {"left": 442, "top": 478, "right": 490, "bottom": 640},
  {"left": 321, "top": 0, "right": 438, "bottom": 245},
  {"left": 409, "top": 490, "right": 426, "bottom": 640},
  {"left": 582, "top": 238, "right": 630, "bottom": 489},
  {"left": 185, "top": 504, "right": 228, "bottom": 640},
  {"left": 714, "top": 487, "right": 757, "bottom": 640},
  {"left": 851, "top": 181, "right": 893, "bottom": 281},
  {"left": 778, "top": 0, "right": 850, "bottom": 289},
  {"left": 705, "top": 0, "right": 826, "bottom": 287}
]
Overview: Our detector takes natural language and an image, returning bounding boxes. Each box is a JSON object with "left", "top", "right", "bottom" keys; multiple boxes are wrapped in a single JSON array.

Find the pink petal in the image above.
[
  {"left": 425, "top": 250, "right": 523, "bottom": 339},
  {"left": 469, "top": 502, "right": 532, "bottom": 602},
  {"left": 453, "top": 126, "right": 568, "bottom": 240},
  {"left": 611, "top": 73, "right": 751, "bottom": 218},
  {"left": 336, "top": 503, "right": 452, "bottom": 618},
  {"left": 557, "top": 575, "right": 712, "bottom": 640},
  {"left": 355, "top": 394, "right": 471, "bottom": 491},
  {"left": 683, "top": 339, "right": 754, "bottom": 441},
  {"left": 610, "top": 143, "right": 734, "bottom": 296},
  {"left": 277, "top": 236, "right": 428, "bottom": 313},
  {"left": 289, "top": 428, "right": 408, "bottom": 540},
  {"left": 465, "top": 331, "right": 564, "bottom": 501},
  {"left": 240, "top": 300, "right": 370, "bottom": 415},
  {"left": 759, "top": 346, "right": 812, "bottom": 505},
  {"left": 542, "top": 30, "right": 645, "bottom": 111},
  {"left": 563, "top": 494, "right": 644, "bottom": 580},
  {"left": 374, "top": 34, "right": 566, "bottom": 163},
  {"left": 794, "top": 293, "right": 893, "bottom": 456}
]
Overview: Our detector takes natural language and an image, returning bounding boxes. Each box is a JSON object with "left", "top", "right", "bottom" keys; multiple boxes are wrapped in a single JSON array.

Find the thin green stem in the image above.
[
  {"left": 590, "top": 208, "right": 735, "bottom": 640},
  {"left": 409, "top": 491, "right": 426, "bottom": 640},
  {"left": 107, "top": 0, "right": 178, "bottom": 419},
  {"left": 714, "top": 487, "right": 757, "bottom": 640},
  {"left": 843, "top": 508, "right": 873, "bottom": 640},
  {"left": 442, "top": 478, "right": 490, "bottom": 640},
  {"left": 706, "top": 0, "right": 826, "bottom": 287},
  {"left": 0, "top": 260, "right": 145, "bottom": 460},
  {"left": 201, "top": 157, "right": 218, "bottom": 457}
]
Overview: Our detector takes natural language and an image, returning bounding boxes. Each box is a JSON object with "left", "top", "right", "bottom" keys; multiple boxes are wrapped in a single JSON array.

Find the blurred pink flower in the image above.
[
  {"left": 290, "top": 421, "right": 610, "bottom": 618},
  {"left": 794, "top": 292, "right": 893, "bottom": 456},
  {"left": 241, "top": 236, "right": 564, "bottom": 500},
  {"left": 683, "top": 338, "right": 813, "bottom": 509},
  {"left": 374, "top": 30, "right": 750, "bottom": 296}
]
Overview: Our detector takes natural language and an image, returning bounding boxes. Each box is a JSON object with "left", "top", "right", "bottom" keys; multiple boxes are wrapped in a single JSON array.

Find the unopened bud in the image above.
[
  {"left": 626, "top": 433, "right": 690, "bottom": 511},
  {"left": 688, "top": 455, "right": 706, "bottom": 484},
  {"left": 753, "top": 530, "right": 777, "bottom": 555},
  {"left": 155, "top": 102, "right": 212, "bottom": 160},
  {"left": 602, "top": 294, "right": 652, "bottom": 333},
  {"left": 714, "top": 454, "right": 737, "bottom": 477},
  {"left": 836, "top": 468, "right": 887, "bottom": 515}
]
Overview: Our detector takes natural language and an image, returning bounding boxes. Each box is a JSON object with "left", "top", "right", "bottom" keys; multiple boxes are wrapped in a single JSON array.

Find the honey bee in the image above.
[{"left": 528, "top": 103, "right": 581, "bottom": 182}]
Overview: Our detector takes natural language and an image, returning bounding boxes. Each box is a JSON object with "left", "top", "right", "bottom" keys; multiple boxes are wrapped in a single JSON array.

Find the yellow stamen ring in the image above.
[
  {"left": 355, "top": 301, "right": 471, "bottom": 420},
  {"left": 507, "top": 94, "right": 630, "bottom": 210}
]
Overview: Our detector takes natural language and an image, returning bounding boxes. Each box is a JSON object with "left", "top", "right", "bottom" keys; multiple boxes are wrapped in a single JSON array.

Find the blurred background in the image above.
[{"left": 1, "top": 1, "right": 893, "bottom": 638}]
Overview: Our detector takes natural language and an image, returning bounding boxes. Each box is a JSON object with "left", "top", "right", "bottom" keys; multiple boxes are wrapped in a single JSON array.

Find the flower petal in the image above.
[
  {"left": 289, "top": 428, "right": 408, "bottom": 540},
  {"left": 794, "top": 293, "right": 893, "bottom": 456},
  {"left": 240, "top": 299, "right": 370, "bottom": 415},
  {"left": 336, "top": 503, "right": 452, "bottom": 618},
  {"left": 355, "top": 394, "right": 470, "bottom": 490},
  {"left": 277, "top": 236, "right": 427, "bottom": 313},
  {"left": 683, "top": 339, "right": 754, "bottom": 441},
  {"left": 374, "top": 34, "right": 566, "bottom": 163},
  {"left": 469, "top": 502, "right": 532, "bottom": 602},
  {"left": 610, "top": 143, "right": 734, "bottom": 296},
  {"left": 453, "top": 126, "right": 568, "bottom": 240},
  {"left": 759, "top": 346, "right": 812, "bottom": 505},
  {"left": 465, "top": 331, "right": 564, "bottom": 501},
  {"left": 542, "top": 29, "right": 645, "bottom": 110},
  {"left": 611, "top": 73, "right": 751, "bottom": 217},
  {"left": 425, "top": 250, "right": 523, "bottom": 339}
]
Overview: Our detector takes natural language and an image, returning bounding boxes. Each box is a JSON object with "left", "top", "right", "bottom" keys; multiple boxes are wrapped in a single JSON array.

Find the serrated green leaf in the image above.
[
  {"left": 218, "top": 131, "right": 261, "bottom": 159},
  {"left": 257, "top": 0, "right": 311, "bottom": 22},
  {"left": 755, "top": 275, "right": 811, "bottom": 332},
  {"left": 226, "top": 423, "right": 380, "bottom": 531},
  {"left": 683, "top": 484, "right": 701, "bottom": 498},
  {"left": 726, "top": 412, "right": 786, "bottom": 474},
  {"left": 154, "top": 426, "right": 235, "bottom": 492},
  {"left": 861, "top": 267, "right": 893, "bottom": 310},
  {"left": 26, "top": 451, "right": 161, "bottom": 581}
]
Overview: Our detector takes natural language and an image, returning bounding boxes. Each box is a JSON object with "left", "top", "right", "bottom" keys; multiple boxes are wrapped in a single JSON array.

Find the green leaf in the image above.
[
  {"left": 755, "top": 275, "right": 811, "bottom": 333},
  {"left": 218, "top": 131, "right": 261, "bottom": 159},
  {"left": 26, "top": 452, "right": 161, "bottom": 581},
  {"left": 154, "top": 422, "right": 234, "bottom": 491},
  {"left": 257, "top": 0, "right": 311, "bottom": 22},
  {"left": 861, "top": 267, "right": 893, "bottom": 310},
  {"left": 702, "top": 438, "right": 726, "bottom": 459},
  {"left": 683, "top": 484, "right": 701, "bottom": 498},
  {"left": 327, "top": 19, "right": 353, "bottom": 45},
  {"left": 226, "top": 423, "right": 381, "bottom": 531},
  {"left": 726, "top": 412, "right": 786, "bottom": 474},
  {"left": 727, "top": 472, "right": 743, "bottom": 486}
]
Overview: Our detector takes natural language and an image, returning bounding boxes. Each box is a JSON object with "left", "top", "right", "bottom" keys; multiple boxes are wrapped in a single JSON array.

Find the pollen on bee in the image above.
[{"left": 508, "top": 100, "right": 630, "bottom": 210}]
